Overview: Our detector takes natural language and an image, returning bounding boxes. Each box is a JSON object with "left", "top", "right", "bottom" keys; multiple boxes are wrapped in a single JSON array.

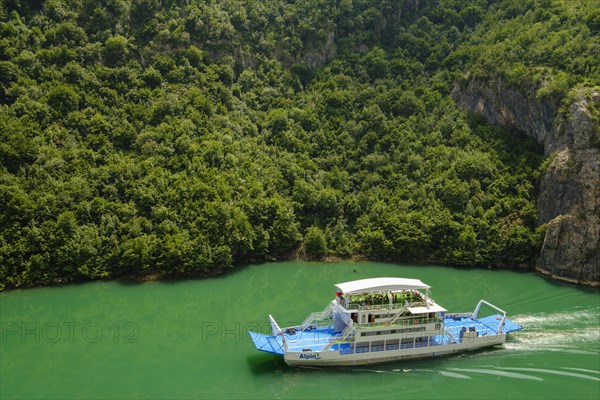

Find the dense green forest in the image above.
[{"left": 1, "top": 0, "right": 598, "bottom": 290}]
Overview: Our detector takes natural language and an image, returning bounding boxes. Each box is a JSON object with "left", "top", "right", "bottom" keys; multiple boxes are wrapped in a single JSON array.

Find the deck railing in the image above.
[
  {"left": 473, "top": 299, "right": 507, "bottom": 334},
  {"left": 343, "top": 289, "right": 430, "bottom": 309},
  {"left": 323, "top": 324, "right": 355, "bottom": 351},
  {"left": 345, "top": 303, "right": 393, "bottom": 311},
  {"left": 355, "top": 315, "right": 441, "bottom": 330},
  {"left": 300, "top": 301, "right": 335, "bottom": 331},
  {"left": 445, "top": 312, "right": 473, "bottom": 320},
  {"left": 344, "top": 301, "right": 429, "bottom": 312}
]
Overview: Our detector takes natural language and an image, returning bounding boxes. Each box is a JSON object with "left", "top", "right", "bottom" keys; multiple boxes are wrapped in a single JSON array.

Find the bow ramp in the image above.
[
  {"left": 248, "top": 331, "right": 285, "bottom": 355},
  {"left": 489, "top": 315, "right": 523, "bottom": 333}
]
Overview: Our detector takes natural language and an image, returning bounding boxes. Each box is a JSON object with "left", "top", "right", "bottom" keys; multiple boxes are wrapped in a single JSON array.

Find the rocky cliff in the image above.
[{"left": 452, "top": 76, "right": 599, "bottom": 287}]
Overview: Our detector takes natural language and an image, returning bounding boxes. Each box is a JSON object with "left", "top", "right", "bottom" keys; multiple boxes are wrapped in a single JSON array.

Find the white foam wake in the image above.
[{"left": 506, "top": 309, "right": 600, "bottom": 353}]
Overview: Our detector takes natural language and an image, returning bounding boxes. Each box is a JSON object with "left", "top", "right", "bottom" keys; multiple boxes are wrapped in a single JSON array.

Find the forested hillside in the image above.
[{"left": 1, "top": 0, "right": 598, "bottom": 290}]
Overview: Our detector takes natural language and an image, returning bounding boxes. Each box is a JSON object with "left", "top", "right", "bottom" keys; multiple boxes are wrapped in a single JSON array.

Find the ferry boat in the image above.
[{"left": 248, "top": 277, "right": 523, "bottom": 366}]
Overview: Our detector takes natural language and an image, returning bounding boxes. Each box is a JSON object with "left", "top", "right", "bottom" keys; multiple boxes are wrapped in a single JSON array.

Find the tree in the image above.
[
  {"left": 363, "top": 46, "right": 390, "bottom": 80},
  {"left": 303, "top": 226, "right": 327, "bottom": 260},
  {"left": 0, "top": 61, "right": 19, "bottom": 103},
  {"left": 103, "top": 35, "right": 129, "bottom": 66},
  {"left": 47, "top": 84, "right": 80, "bottom": 118},
  {"left": 0, "top": 0, "right": 565, "bottom": 290}
]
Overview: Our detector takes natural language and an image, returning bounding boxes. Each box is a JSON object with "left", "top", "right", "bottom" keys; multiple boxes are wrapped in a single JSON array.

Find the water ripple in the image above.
[
  {"left": 562, "top": 367, "right": 600, "bottom": 375},
  {"left": 439, "top": 370, "right": 471, "bottom": 379},
  {"left": 448, "top": 368, "right": 543, "bottom": 381},
  {"left": 497, "top": 367, "right": 600, "bottom": 382}
]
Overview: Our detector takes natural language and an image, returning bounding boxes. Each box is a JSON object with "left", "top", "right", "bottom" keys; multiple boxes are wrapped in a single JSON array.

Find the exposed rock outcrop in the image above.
[{"left": 452, "top": 76, "right": 599, "bottom": 287}]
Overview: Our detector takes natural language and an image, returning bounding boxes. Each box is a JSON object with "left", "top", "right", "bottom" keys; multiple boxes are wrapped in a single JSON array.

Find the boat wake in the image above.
[
  {"left": 443, "top": 367, "right": 600, "bottom": 382},
  {"left": 512, "top": 309, "right": 598, "bottom": 327},
  {"left": 352, "top": 366, "right": 600, "bottom": 382},
  {"left": 505, "top": 310, "right": 600, "bottom": 354}
]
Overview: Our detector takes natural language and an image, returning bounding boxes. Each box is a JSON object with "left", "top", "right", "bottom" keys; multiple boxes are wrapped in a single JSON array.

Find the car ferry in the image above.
[{"left": 248, "top": 277, "right": 523, "bottom": 366}]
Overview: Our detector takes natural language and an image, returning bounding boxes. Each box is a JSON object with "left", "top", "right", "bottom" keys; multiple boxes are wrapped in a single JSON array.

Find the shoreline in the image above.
[{"left": 2, "top": 256, "right": 598, "bottom": 292}]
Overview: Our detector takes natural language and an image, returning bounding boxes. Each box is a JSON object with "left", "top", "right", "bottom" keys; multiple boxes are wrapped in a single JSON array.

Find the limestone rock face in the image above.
[
  {"left": 538, "top": 149, "right": 600, "bottom": 223},
  {"left": 452, "top": 77, "right": 559, "bottom": 152},
  {"left": 452, "top": 77, "right": 599, "bottom": 287},
  {"left": 539, "top": 214, "right": 599, "bottom": 286}
]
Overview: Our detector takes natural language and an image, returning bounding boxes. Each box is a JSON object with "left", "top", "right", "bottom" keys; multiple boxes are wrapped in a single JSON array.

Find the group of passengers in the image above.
[{"left": 347, "top": 290, "right": 423, "bottom": 306}]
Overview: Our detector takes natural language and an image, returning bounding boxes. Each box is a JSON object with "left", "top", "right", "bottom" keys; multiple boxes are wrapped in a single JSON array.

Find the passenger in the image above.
[{"left": 459, "top": 327, "right": 466, "bottom": 342}]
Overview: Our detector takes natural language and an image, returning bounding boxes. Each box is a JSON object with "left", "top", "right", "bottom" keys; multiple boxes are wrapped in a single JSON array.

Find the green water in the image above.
[{"left": 1, "top": 261, "right": 599, "bottom": 400}]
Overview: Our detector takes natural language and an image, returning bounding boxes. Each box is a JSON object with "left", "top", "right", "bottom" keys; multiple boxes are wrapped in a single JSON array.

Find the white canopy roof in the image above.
[
  {"left": 408, "top": 304, "right": 447, "bottom": 314},
  {"left": 335, "top": 277, "right": 430, "bottom": 294}
]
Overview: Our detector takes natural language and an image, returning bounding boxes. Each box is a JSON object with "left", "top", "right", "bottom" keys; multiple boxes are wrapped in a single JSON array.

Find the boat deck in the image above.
[
  {"left": 248, "top": 314, "right": 523, "bottom": 356},
  {"left": 249, "top": 328, "right": 338, "bottom": 355},
  {"left": 444, "top": 314, "right": 523, "bottom": 339}
]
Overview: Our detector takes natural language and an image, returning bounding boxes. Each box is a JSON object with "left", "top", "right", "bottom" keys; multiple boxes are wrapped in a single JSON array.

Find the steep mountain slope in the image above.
[
  {"left": 451, "top": 0, "right": 599, "bottom": 286},
  {"left": 453, "top": 79, "right": 599, "bottom": 286},
  {"left": 0, "top": 0, "right": 598, "bottom": 290}
]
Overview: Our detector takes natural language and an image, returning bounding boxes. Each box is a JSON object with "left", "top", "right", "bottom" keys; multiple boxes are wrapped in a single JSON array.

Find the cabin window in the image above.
[
  {"left": 361, "top": 326, "right": 425, "bottom": 337},
  {"left": 402, "top": 326, "right": 425, "bottom": 333},
  {"left": 355, "top": 342, "right": 369, "bottom": 353},
  {"left": 385, "top": 339, "right": 399, "bottom": 351},
  {"left": 415, "top": 336, "right": 428, "bottom": 347},
  {"left": 371, "top": 340, "right": 385, "bottom": 352}
]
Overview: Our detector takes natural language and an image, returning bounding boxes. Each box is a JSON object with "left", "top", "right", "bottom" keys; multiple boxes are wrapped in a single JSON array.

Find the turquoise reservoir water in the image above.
[{"left": 1, "top": 261, "right": 599, "bottom": 399}]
